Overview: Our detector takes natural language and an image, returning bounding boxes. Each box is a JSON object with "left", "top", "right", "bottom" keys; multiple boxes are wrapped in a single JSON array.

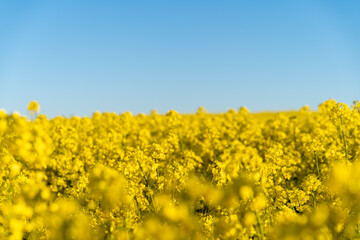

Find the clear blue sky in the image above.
[{"left": 0, "top": 1, "right": 359, "bottom": 117}]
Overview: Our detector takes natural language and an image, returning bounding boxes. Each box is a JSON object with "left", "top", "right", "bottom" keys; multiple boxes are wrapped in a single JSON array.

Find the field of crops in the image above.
[{"left": 0, "top": 100, "right": 359, "bottom": 239}]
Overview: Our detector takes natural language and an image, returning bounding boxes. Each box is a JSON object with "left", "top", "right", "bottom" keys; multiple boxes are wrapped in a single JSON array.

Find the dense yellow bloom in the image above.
[
  {"left": 27, "top": 101, "right": 40, "bottom": 112},
  {"left": 0, "top": 99, "right": 359, "bottom": 239}
]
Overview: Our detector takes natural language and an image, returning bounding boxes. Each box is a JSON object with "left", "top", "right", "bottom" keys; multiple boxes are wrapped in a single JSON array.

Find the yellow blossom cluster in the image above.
[{"left": 0, "top": 99, "right": 359, "bottom": 239}]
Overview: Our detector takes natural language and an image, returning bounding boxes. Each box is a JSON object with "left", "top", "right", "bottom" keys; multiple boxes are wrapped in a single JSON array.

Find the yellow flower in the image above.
[
  {"left": 27, "top": 100, "right": 40, "bottom": 115},
  {"left": 0, "top": 99, "right": 358, "bottom": 239}
]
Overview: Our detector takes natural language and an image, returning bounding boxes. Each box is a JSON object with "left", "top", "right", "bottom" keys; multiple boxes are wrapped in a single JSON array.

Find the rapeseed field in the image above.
[{"left": 0, "top": 99, "right": 359, "bottom": 239}]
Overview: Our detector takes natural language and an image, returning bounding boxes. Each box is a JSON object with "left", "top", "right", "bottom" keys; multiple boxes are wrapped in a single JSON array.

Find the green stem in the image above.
[
  {"left": 136, "top": 157, "right": 156, "bottom": 212},
  {"left": 315, "top": 152, "right": 320, "bottom": 178},
  {"left": 340, "top": 115, "right": 349, "bottom": 164},
  {"left": 255, "top": 211, "right": 264, "bottom": 240}
]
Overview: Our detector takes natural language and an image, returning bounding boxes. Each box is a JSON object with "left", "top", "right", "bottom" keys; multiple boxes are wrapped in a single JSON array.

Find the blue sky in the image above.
[{"left": 0, "top": 1, "right": 359, "bottom": 117}]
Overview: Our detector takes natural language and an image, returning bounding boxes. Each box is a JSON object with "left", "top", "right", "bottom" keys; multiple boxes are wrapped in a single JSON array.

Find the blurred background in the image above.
[{"left": 0, "top": 0, "right": 359, "bottom": 118}]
